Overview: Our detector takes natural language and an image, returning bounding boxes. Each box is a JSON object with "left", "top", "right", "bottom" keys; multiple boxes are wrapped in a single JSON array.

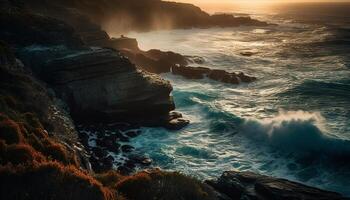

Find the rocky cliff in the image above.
[
  {"left": 16, "top": 0, "right": 269, "bottom": 33},
  {"left": 1, "top": 1, "right": 349, "bottom": 200},
  {"left": 1, "top": 9, "right": 180, "bottom": 127}
]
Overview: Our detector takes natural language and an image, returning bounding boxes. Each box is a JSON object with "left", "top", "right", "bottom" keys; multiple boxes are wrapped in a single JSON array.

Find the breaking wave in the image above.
[{"left": 241, "top": 110, "right": 350, "bottom": 161}]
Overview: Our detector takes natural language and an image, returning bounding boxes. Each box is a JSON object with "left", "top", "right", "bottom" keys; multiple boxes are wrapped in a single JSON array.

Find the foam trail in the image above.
[{"left": 240, "top": 110, "right": 350, "bottom": 160}]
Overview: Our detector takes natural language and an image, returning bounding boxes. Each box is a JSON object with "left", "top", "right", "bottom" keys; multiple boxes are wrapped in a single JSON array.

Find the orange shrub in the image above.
[
  {"left": 116, "top": 170, "right": 217, "bottom": 200},
  {"left": 0, "top": 161, "right": 117, "bottom": 200},
  {"left": 0, "top": 143, "right": 45, "bottom": 165},
  {"left": 42, "top": 140, "right": 70, "bottom": 163},
  {"left": 96, "top": 171, "right": 124, "bottom": 189}
]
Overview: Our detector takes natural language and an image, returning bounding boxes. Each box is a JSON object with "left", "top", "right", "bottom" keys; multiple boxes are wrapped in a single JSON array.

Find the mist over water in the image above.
[{"left": 111, "top": 5, "right": 350, "bottom": 195}]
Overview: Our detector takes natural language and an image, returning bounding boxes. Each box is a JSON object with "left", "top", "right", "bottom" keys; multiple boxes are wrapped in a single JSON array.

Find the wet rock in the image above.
[
  {"left": 91, "top": 147, "right": 108, "bottom": 158},
  {"left": 117, "top": 166, "right": 133, "bottom": 175},
  {"left": 186, "top": 56, "right": 205, "bottom": 64},
  {"left": 168, "top": 111, "right": 183, "bottom": 121},
  {"left": 237, "top": 72, "right": 257, "bottom": 83},
  {"left": 240, "top": 51, "right": 255, "bottom": 57},
  {"left": 166, "top": 118, "right": 190, "bottom": 131},
  {"left": 172, "top": 65, "right": 210, "bottom": 79},
  {"left": 125, "top": 130, "right": 142, "bottom": 138},
  {"left": 172, "top": 66, "right": 256, "bottom": 85},
  {"left": 112, "top": 37, "right": 188, "bottom": 74},
  {"left": 129, "top": 155, "right": 153, "bottom": 166},
  {"left": 111, "top": 37, "right": 140, "bottom": 51},
  {"left": 206, "top": 171, "right": 347, "bottom": 200},
  {"left": 140, "top": 158, "right": 152, "bottom": 166},
  {"left": 124, "top": 159, "right": 137, "bottom": 171},
  {"left": 99, "top": 155, "right": 114, "bottom": 172},
  {"left": 115, "top": 132, "right": 129, "bottom": 142},
  {"left": 79, "top": 131, "right": 89, "bottom": 146},
  {"left": 121, "top": 145, "right": 135, "bottom": 153},
  {"left": 208, "top": 70, "right": 239, "bottom": 84}
]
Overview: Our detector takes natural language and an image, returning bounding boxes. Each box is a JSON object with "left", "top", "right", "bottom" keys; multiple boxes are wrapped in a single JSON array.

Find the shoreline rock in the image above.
[
  {"left": 206, "top": 171, "right": 348, "bottom": 200},
  {"left": 110, "top": 36, "right": 257, "bottom": 85},
  {"left": 172, "top": 66, "right": 257, "bottom": 84}
]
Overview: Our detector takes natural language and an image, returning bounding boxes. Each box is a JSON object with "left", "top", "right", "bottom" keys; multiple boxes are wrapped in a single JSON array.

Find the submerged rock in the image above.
[{"left": 206, "top": 171, "right": 348, "bottom": 200}]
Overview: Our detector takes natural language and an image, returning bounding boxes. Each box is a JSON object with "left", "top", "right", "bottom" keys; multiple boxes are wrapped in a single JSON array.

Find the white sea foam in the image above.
[{"left": 241, "top": 110, "right": 350, "bottom": 158}]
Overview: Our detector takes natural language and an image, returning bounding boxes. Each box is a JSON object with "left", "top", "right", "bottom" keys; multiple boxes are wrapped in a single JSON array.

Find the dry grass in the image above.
[
  {"left": 0, "top": 161, "right": 116, "bottom": 200},
  {"left": 0, "top": 118, "right": 24, "bottom": 144},
  {"left": 116, "top": 170, "right": 218, "bottom": 200}
]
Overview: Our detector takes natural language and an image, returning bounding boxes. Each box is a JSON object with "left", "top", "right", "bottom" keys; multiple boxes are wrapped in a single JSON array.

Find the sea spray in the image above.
[{"left": 240, "top": 110, "right": 350, "bottom": 161}]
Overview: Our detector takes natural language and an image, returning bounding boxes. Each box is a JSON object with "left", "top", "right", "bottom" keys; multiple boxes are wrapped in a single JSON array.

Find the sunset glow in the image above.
[{"left": 176, "top": 0, "right": 350, "bottom": 12}]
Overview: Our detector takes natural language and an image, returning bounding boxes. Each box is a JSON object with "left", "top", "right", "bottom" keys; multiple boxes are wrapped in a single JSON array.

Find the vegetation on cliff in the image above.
[{"left": 0, "top": 39, "right": 218, "bottom": 200}]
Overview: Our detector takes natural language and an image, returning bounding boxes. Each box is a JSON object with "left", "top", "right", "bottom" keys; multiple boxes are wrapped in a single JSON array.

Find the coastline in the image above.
[{"left": 0, "top": 0, "right": 349, "bottom": 199}]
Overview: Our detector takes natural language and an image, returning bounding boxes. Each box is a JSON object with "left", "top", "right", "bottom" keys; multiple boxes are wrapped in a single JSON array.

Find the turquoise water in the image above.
[{"left": 114, "top": 14, "right": 350, "bottom": 195}]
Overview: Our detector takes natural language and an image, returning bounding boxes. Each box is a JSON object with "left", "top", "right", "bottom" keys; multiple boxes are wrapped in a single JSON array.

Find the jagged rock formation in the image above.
[
  {"left": 111, "top": 36, "right": 257, "bottom": 84},
  {"left": 0, "top": 9, "right": 182, "bottom": 127},
  {"left": 206, "top": 171, "right": 349, "bottom": 200},
  {"left": 19, "top": 46, "right": 175, "bottom": 123},
  {"left": 114, "top": 37, "right": 187, "bottom": 74}
]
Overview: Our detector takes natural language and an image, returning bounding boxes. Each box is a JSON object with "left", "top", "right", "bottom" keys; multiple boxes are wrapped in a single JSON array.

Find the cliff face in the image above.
[
  {"left": 0, "top": 10, "right": 176, "bottom": 125},
  {"left": 19, "top": 46, "right": 174, "bottom": 122}
]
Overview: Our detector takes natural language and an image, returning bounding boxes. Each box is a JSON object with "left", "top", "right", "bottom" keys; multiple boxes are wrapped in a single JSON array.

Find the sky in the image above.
[{"left": 176, "top": 0, "right": 350, "bottom": 12}]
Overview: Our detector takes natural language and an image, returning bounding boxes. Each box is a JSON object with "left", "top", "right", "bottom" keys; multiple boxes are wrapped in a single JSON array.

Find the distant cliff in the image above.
[{"left": 15, "top": 0, "right": 268, "bottom": 33}]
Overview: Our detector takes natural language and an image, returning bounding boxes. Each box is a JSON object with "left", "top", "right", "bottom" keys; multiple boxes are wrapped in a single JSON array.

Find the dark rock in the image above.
[
  {"left": 210, "top": 14, "right": 268, "bottom": 27},
  {"left": 91, "top": 147, "right": 108, "bottom": 158},
  {"left": 121, "top": 145, "right": 135, "bottom": 153},
  {"left": 96, "top": 137, "right": 120, "bottom": 153},
  {"left": 18, "top": 47, "right": 176, "bottom": 124},
  {"left": 124, "top": 159, "right": 136, "bottom": 170},
  {"left": 171, "top": 66, "right": 256, "bottom": 85},
  {"left": 237, "top": 72, "right": 257, "bottom": 83},
  {"left": 115, "top": 132, "right": 129, "bottom": 142},
  {"left": 125, "top": 130, "right": 142, "bottom": 138},
  {"left": 172, "top": 65, "right": 210, "bottom": 79},
  {"left": 129, "top": 155, "right": 153, "bottom": 166},
  {"left": 108, "top": 123, "right": 133, "bottom": 131},
  {"left": 145, "top": 49, "right": 188, "bottom": 67},
  {"left": 117, "top": 166, "right": 133, "bottom": 175},
  {"left": 240, "top": 51, "right": 255, "bottom": 57},
  {"left": 0, "top": 10, "right": 83, "bottom": 48},
  {"left": 78, "top": 131, "right": 89, "bottom": 146},
  {"left": 207, "top": 70, "right": 239, "bottom": 84},
  {"left": 111, "top": 37, "right": 140, "bottom": 52},
  {"left": 120, "top": 48, "right": 181, "bottom": 74},
  {"left": 166, "top": 118, "right": 190, "bottom": 131},
  {"left": 206, "top": 171, "right": 348, "bottom": 200},
  {"left": 168, "top": 111, "right": 183, "bottom": 121},
  {"left": 109, "top": 36, "right": 188, "bottom": 74},
  {"left": 100, "top": 155, "right": 114, "bottom": 171},
  {"left": 140, "top": 158, "right": 152, "bottom": 166},
  {"left": 186, "top": 56, "right": 206, "bottom": 64}
]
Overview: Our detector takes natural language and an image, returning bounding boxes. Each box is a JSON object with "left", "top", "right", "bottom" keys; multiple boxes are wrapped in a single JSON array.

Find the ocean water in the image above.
[{"left": 113, "top": 10, "right": 350, "bottom": 195}]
